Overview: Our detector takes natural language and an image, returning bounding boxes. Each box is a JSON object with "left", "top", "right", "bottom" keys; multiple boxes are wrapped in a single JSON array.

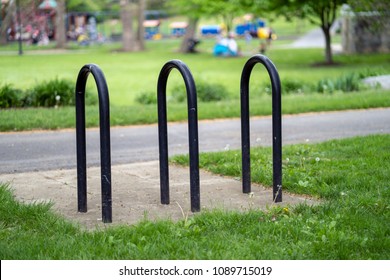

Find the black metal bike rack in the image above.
[
  {"left": 240, "top": 54, "right": 282, "bottom": 202},
  {"left": 157, "top": 59, "right": 200, "bottom": 212},
  {"left": 75, "top": 64, "right": 112, "bottom": 223}
]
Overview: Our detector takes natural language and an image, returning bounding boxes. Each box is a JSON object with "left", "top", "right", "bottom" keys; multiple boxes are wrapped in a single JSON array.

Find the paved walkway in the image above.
[
  {"left": 1, "top": 108, "right": 389, "bottom": 174},
  {"left": 363, "top": 75, "right": 390, "bottom": 90}
]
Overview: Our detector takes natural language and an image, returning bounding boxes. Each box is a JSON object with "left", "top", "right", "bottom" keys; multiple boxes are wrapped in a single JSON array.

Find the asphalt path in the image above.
[{"left": 0, "top": 108, "right": 389, "bottom": 174}]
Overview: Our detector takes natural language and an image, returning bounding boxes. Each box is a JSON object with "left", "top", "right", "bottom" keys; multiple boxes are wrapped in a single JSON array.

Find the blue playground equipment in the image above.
[
  {"left": 201, "top": 25, "right": 221, "bottom": 36},
  {"left": 235, "top": 19, "right": 265, "bottom": 36}
]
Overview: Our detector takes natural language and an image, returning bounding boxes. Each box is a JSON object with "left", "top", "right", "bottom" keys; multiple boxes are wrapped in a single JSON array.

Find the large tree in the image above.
[
  {"left": 165, "top": 0, "right": 205, "bottom": 53},
  {"left": 120, "top": 0, "right": 146, "bottom": 52},
  {"left": 166, "top": 0, "right": 244, "bottom": 53},
  {"left": 348, "top": 0, "right": 390, "bottom": 29},
  {"left": 264, "top": 0, "right": 345, "bottom": 64},
  {"left": 135, "top": 0, "right": 146, "bottom": 51},
  {"left": 347, "top": 0, "right": 389, "bottom": 12},
  {"left": 208, "top": 0, "right": 246, "bottom": 32},
  {"left": 120, "top": 0, "right": 136, "bottom": 51},
  {"left": 0, "top": 0, "right": 15, "bottom": 45},
  {"left": 66, "top": 0, "right": 106, "bottom": 12},
  {"left": 55, "top": 0, "right": 67, "bottom": 48},
  {"left": 0, "top": 0, "right": 38, "bottom": 45}
]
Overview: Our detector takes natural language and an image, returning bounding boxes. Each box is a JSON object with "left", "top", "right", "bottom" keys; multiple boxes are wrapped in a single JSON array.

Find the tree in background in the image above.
[
  {"left": 0, "top": 0, "right": 15, "bottom": 45},
  {"left": 165, "top": 0, "right": 206, "bottom": 53},
  {"left": 207, "top": 0, "right": 245, "bottom": 32},
  {"left": 55, "top": 0, "right": 66, "bottom": 48},
  {"left": 120, "top": 0, "right": 145, "bottom": 52},
  {"left": 0, "top": 0, "right": 40, "bottom": 45},
  {"left": 342, "top": 0, "right": 389, "bottom": 13},
  {"left": 348, "top": 0, "right": 390, "bottom": 29},
  {"left": 262, "top": 0, "right": 345, "bottom": 64},
  {"left": 166, "top": 0, "right": 245, "bottom": 53},
  {"left": 67, "top": 0, "right": 108, "bottom": 12},
  {"left": 146, "top": 0, "right": 166, "bottom": 10},
  {"left": 135, "top": 0, "right": 146, "bottom": 50},
  {"left": 120, "top": 0, "right": 135, "bottom": 51}
]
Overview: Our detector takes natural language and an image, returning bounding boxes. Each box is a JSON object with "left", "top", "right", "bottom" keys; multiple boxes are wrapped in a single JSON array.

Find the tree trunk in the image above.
[
  {"left": 223, "top": 14, "right": 234, "bottom": 33},
  {"left": 317, "top": 0, "right": 337, "bottom": 64},
  {"left": 55, "top": 0, "right": 67, "bottom": 48},
  {"left": 120, "top": 0, "right": 134, "bottom": 52},
  {"left": 135, "top": 0, "right": 146, "bottom": 51},
  {"left": 179, "top": 17, "right": 199, "bottom": 53},
  {"left": 322, "top": 26, "right": 333, "bottom": 64},
  {"left": 0, "top": 1, "right": 15, "bottom": 45}
]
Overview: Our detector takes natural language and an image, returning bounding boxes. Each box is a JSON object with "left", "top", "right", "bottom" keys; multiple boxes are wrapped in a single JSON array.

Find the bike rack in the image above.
[
  {"left": 75, "top": 64, "right": 112, "bottom": 223},
  {"left": 240, "top": 54, "right": 282, "bottom": 202},
  {"left": 157, "top": 59, "right": 200, "bottom": 212}
]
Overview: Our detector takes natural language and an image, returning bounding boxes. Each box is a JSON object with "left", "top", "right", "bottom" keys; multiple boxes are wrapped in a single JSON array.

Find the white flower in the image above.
[
  {"left": 55, "top": 95, "right": 61, "bottom": 101},
  {"left": 315, "top": 157, "right": 320, "bottom": 162}
]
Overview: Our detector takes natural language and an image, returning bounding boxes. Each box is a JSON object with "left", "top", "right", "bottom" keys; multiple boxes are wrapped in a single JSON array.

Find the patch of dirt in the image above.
[{"left": 0, "top": 161, "right": 318, "bottom": 230}]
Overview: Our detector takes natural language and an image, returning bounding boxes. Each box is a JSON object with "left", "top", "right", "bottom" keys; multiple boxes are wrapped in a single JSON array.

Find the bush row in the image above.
[
  {"left": 1, "top": 71, "right": 381, "bottom": 108},
  {"left": 265, "top": 72, "right": 376, "bottom": 95},
  {"left": 135, "top": 71, "right": 378, "bottom": 105},
  {"left": 135, "top": 80, "right": 229, "bottom": 105},
  {"left": 0, "top": 78, "right": 98, "bottom": 109}
]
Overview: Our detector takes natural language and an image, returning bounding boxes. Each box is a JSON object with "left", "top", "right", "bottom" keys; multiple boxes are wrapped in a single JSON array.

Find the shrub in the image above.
[
  {"left": 316, "top": 73, "right": 366, "bottom": 94},
  {"left": 135, "top": 91, "right": 157, "bottom": 104},
  {"left": 262, "top": 79, "right": 310, "bottom": 95},
  {"left": 28, "top": 78, "right": 97, "bottom": 107},
  {"left": 1, "top": 79, "right": 98, "bottom": 108},
  {"left": 171, "top": 80, "right": 229, "bottom": 103},
  {"left": 281, "top": 79, "right": 307, "bottom": 94},
  {"left": 316, "top": 79, "right": 335, "bottom": 94},
  {"left": 357, "top": 68, "right": 386, "bottom": 79},
  {"left": 29, "top": 78, "right": 75, "bottom": 107},
  {"left": 334, "top": 73, "right": 361, "bottom": 92},
  {"left": 0, "top": 84, "right": 23, "bottom": 108},
  {"left": 197, "top": 81, "right": 229, "bottom": 102}
]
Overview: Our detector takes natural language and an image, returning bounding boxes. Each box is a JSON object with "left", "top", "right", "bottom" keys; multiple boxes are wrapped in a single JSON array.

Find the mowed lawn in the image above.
[
  {"left": 0, "top": 39, "right": 389, "bottom": 260},
  {"left": 1, "top": 39, "right": 389, "bottom": 106},
  {"left": 0, "top": 39, "right": 389, "bottom": 132}
]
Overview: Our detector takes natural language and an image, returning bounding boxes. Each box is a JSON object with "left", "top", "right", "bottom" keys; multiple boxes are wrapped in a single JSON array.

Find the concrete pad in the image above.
[{"left": 0, "top": 161, "right": 317, "bottom": 230}]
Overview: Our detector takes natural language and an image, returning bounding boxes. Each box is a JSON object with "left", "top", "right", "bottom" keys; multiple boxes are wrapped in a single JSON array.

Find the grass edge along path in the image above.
[
  {"left": 1, "top": 90, "right": 389, "bottom": 132},
  {"left": 0, "top": 134, "right": 389, "bottom": 259}
]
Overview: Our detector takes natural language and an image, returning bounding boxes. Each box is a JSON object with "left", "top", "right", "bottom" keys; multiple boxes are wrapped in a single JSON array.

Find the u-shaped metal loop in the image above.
[
  {"left": 157, "top": 59, "right": 200, "bottom": 212},
  {"left": 240, "top": 54, "right": 282, "bottom": 202},
  {"left": 75, "top": 64, "right": 112, "bottom": 223}
]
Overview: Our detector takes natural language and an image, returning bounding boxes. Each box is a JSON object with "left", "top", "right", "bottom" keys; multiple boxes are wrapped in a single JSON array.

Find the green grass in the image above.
[
  {"left": 0, "top": 40, "right": 389, "bottom": 131},
  {"left": 1, "top": 135, "right": 389, "bottom": 259},
  {"left": 1, "top": 41, "right": 389, "bottom": 105}
]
